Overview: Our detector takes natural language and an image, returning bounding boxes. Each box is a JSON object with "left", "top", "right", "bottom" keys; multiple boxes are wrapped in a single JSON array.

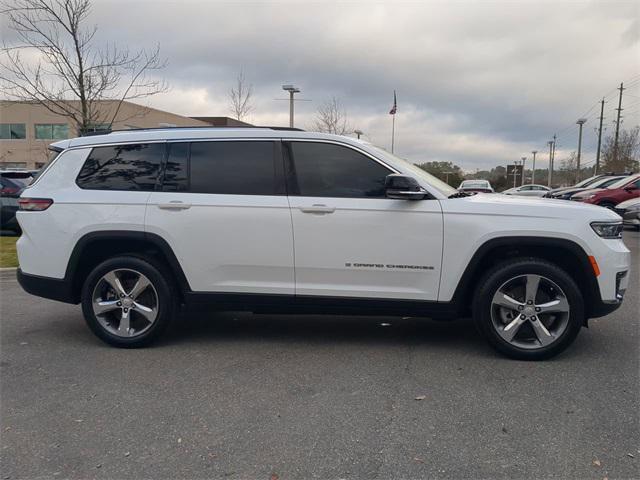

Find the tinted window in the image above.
[
  {"left": 0, "top": 124, "right": 26, "bottom": 139},
  {"left": 189, "top": 141, "right": 277, "bottom": 195},
  {"left": 77, "top": 143, "right": 164, "bottom": 191},
  {"left": 162, "top": 143, "right": 189, "bottom": 192},
  {"left": 35, "top": 124, "right": 69, "bottom": 139},
  {"left": 289, "top": 142, "right": 391, "bottom": 198}
]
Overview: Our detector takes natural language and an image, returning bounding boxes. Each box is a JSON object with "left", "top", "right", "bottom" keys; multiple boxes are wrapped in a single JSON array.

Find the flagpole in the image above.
[{"left": 391, "top": 113, "right": 395, "bottom": 153}]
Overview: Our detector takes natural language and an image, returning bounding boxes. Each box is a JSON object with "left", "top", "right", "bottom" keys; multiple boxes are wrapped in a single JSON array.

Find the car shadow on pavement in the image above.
[{"left": 156, "top": 311, "right": 494, "bottom": 356}]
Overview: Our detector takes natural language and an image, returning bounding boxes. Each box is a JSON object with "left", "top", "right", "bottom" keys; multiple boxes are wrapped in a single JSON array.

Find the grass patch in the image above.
[{"left": 0, "top": 236, "right": 19, "bottom": 268}]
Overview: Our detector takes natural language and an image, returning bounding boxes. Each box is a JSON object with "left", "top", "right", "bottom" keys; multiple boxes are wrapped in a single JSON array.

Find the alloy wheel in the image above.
[
  {"left": 92, "top": 268, "right": 159, "bottom": 338},
  {"left": 490, "top": 274, "right": 570, "bottom": 350}
]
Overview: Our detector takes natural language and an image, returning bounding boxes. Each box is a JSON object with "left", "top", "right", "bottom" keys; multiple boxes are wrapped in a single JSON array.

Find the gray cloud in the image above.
[{"left": 7, "top": 0, "right": 640, "bottom": 169}]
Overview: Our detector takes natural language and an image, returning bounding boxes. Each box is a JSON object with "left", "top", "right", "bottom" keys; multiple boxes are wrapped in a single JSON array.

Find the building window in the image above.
[
  {"left": 0, "top": 162, "right": 27, "bottom": 169},
  {"left": 35, "top": 124, "right": 69, "bottom": 140},
  {"left": 0, "top": 124, "right": 27, "bottom": 140}
]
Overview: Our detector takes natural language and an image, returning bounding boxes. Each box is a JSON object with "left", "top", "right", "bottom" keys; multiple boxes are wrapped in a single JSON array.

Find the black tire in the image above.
[
  {"left": 473, "top": 258, "right": 585, "bottom": 360},
  {"left": 81, "top": 255, "right": 177, "bottom": 348}
]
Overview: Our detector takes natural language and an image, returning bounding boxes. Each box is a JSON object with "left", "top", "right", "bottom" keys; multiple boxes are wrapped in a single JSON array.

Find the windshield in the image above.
[
  {"left": 0, "top": 173, "right": 33, "bottom": 187},
  {"left": 575, "top": 176, "right": 601, "bottom": 188},
  {"left": 592, "top": 176, "right": 623, "bottom": 188},
  {"left": 460, "top": 180, "right": 488, "bottom": 188},
  {"left": 607, "top": 175, "right": 638, "bottom": 189},
  {"left": 368, "top": 145, "right": 458, "bottom": 196}
]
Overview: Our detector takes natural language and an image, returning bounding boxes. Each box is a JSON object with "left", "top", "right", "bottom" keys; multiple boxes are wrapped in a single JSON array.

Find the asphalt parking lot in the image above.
[{"left": 1, "top": 230, "right": 638, "bottom": 480}]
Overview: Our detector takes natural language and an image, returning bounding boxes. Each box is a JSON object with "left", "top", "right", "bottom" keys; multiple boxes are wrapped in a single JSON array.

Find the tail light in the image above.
[
  {"left": 18, "top": 198, "right": 53, "bottom": 211},
  {"left": 0, "top": 187, "right": 19, "bottom": 196}
]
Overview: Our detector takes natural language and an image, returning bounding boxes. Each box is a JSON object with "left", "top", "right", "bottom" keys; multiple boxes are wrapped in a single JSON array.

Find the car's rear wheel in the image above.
[
  {"left": 81, "top": 256, "right": 177, "bottom": 347},
  {"left": 473, "top": 258, "right": 584, "bottom": 360}
]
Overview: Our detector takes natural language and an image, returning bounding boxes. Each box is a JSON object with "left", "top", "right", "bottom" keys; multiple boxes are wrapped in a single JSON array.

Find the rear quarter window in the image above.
[{"left": 76, "top": 143, "right": 164, "bottom": 191}]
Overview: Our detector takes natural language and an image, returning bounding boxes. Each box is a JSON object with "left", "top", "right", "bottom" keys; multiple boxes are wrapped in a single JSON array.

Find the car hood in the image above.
[
  {"left": 570, "top": 187, "right": 606, "bottom": 199},
  {"left": 617, "top": 197, "right": 640, "bottom": 209},
  {"left": 548, "top": 186, "right": 578, "bottom": 195},
  {"left": 552, "top": 187, "right": 587, "bottom": 197},
  {"left": 441, "top": 192, "right": 619, "bottom": 221}
]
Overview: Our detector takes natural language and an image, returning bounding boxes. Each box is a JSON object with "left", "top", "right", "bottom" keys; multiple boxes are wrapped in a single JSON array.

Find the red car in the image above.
[{"left": 571, "top": 173, "right": 640, "bottom": 208}]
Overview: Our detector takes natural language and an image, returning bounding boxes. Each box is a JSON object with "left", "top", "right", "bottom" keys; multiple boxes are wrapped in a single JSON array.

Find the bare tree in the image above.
[
  {"left": 0, "top": 0, "right": 168, "bottom": 135},
  {"left": 228, "top": 70, "right": 253, "bottom": 121},
  {"left": 313, "top": 97, "right": 352, "bottom": 135},
  {"left": 601, "top": 126, "right": 640, "bottom": 173}
]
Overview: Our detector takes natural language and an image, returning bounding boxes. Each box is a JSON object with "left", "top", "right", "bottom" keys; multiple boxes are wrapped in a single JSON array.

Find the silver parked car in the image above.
[
  {"left": 615, "top": 197, "right": 640, "bottom": 230},
  {"left": 502, "top": 184, "right": 551, "bottom": 197}
]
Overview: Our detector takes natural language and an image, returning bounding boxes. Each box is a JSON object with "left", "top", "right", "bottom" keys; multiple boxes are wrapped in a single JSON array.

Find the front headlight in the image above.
[{"left": 591, "top": 221, "right": 623, "bottom": 239}]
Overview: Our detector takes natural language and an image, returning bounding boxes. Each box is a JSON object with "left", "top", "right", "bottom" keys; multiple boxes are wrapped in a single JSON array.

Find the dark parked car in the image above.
[
  {"left": 571, "top": 174, "right": 640, "bottom": 208},
  {"left": 0, "top": 171, "right": 35, "bottom": 231}
]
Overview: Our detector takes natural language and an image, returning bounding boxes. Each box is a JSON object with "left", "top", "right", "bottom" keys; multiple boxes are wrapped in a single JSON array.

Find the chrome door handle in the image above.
[
  {"left": 158, "top": 201, "right": 192, "bottom": 210},
  {"left": 299, "top": 204, "right": 335, "bottom": 214}
]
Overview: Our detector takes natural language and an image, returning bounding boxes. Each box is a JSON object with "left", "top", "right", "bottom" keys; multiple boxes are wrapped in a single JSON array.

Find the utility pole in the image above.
[
  {"left": 595, "top": 98, "right": 605, "bottom": 175},
  {"left": 576, "top": 118, "right": 587, "bottom": 183},
  {"left": 531, "top": 150, "right": 537, "bottom": 184},
  {"left": 613, "top": 82, "right": 624, "bottom": 164},
  {"left": 551, "top": 134, "right": 556, "bottom": 185},
  {"left": 282, "top": 85, "right": 301, "bottom": 128},
  {"left": 521, "top": 157, "right": 527, "bottom": 186},
  {"left": 547, "top": 139, "right": 554, "bottom": 187}
]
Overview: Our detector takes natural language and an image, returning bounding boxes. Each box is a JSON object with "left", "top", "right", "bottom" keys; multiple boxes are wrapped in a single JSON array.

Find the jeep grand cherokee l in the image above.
[{"left": 16, "top": 128, "right": 631, "bottom": 359}]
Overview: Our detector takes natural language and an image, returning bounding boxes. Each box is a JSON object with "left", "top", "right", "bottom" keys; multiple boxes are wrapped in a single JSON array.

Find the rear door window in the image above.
[
  {"left": 77, "top": 143, "right": 164, "bottom": 191},
  {"left": 189, "top": 141, "right": 279, "bottom": 195}
]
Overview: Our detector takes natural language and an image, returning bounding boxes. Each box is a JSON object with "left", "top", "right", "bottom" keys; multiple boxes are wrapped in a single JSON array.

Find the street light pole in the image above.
[
  {"left": 576, "top": 118, "right": 587, "bottom": 184},
  {"left": 354, "top": 129, "right": 363, "bottom": 139},
  {"left": 531, "top": 150, "right": 537, "bottom": 184},
  {"left": 282, "top": 84, "right": 301, "bottom": 128},
  {"left": 547, "top": 142, "right": 553, "bottom": 187},
  {"left": 521, "top": 157, "right": 526, "bottom": 186}
]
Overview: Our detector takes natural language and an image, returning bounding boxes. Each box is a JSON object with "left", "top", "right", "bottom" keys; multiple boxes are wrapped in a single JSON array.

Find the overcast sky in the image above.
[{"left": 7, "top": 0, "right": 640, "bottom": 170}]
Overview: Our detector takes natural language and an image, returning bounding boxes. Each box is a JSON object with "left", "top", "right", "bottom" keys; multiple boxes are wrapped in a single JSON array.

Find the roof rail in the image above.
[{"left": 78, "top": 125, "right": 305, "bottom": 137}]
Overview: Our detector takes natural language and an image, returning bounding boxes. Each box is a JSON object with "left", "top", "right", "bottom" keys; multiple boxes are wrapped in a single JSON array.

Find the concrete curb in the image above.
[{"left": 0, "top": 267, "right": 18, "bottom": 271}]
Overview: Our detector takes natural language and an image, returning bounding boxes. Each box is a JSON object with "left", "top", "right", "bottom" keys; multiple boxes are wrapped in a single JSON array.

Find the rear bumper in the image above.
[{"left": 17, "top": 269, "right": 78, "bottom": 304}]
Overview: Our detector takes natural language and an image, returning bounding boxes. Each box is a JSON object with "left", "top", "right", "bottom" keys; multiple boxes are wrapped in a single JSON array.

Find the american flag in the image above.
[{"left": 389, "top": 90, "right": 397, "bottom": 115}]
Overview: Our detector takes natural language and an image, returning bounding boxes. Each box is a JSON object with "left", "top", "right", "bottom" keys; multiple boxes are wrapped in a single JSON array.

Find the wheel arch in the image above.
[
  {"left": 451, "top": 236, "right": 600, "bottom": 318},
  {"left": 65, "top": 230, "right": 191, "bottom": 303}
]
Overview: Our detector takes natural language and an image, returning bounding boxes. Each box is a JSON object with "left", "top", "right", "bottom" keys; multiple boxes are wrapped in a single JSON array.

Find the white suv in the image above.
[{"left": 16, "top": 127, "right": 631, "bottom": 359}]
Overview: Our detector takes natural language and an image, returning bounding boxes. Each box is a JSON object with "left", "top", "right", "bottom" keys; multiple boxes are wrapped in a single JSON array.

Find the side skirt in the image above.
[{"left": 183, "top": 292, "right": 462, "bottom": 319}]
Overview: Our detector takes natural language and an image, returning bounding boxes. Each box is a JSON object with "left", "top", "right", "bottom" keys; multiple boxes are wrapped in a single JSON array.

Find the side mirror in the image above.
[
  {"left": 625, "top": 185, "right": 638, "bottom": 192},
  {"left": 385, "top": 174, "right": 427, "bottom": 200}
]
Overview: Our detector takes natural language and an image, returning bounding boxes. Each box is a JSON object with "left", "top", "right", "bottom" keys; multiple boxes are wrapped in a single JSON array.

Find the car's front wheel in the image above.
[
  {"left": 81, "top": 256, "right": 177, "bottom": 347},
  {"left": 473, "top": 258, "right": 584, "bottom": 360}
]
